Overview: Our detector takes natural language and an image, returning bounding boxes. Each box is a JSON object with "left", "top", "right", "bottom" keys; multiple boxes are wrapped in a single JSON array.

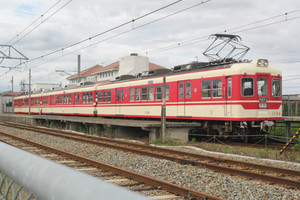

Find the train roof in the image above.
[{"left": 15, "top": 58, "right": 281, "bottom": 99}]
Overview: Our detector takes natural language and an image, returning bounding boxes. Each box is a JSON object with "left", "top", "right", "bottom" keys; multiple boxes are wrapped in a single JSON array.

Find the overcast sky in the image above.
[{"left": 0, "top": 0, "right": 299, "bottom": 94}]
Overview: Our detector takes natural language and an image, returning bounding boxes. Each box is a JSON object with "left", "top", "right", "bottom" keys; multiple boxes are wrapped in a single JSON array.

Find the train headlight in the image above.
[{"left": 257, "top": 59, "right": 269, "bottom": 67}]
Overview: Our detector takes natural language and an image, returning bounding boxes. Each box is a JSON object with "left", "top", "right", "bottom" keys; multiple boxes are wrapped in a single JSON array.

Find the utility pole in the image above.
[
  {"left": 77, "top": 54, "right": 81, "bottom": 83},
  {"left": 161, "top": 77, "right": 167, "bottom": 143},
  {"left": 28, "top": 69, "right": 31, "bottom": 115},
  {"left": 11, "top": 76, "right": 14, "bottom": 113}
]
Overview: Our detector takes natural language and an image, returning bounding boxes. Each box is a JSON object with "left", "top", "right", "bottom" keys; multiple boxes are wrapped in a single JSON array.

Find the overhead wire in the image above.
[
  {"left": 2, "top": 0, "right": 211, "bottom": 76},
  {"left": 145, "top": 9, "right": 300, "bottom": 55},
  {"left": 24, "top": 0, "right": 212, "bottom": 71},
  {"left": 11, "top": 0, "right": 73, "bottom": 46},
  {"left": 5, "top": 0, "right": 66, "bottom": 45}
]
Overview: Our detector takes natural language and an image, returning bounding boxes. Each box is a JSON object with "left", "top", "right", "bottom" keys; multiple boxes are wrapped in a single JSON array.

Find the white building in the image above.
[{"left": 67, "top": 54, "right": 167, "bottom": 84}]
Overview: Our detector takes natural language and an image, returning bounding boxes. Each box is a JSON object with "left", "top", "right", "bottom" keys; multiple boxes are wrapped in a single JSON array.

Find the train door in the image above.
[
  {"left": 115, "top": 88, "right": 123, "bottom": 115},
  {"left": 177, "top": 81, "right": 186, "bottom": 117},
  {"left": 224, "top": 77, "right": 232, "bottom": 116}
]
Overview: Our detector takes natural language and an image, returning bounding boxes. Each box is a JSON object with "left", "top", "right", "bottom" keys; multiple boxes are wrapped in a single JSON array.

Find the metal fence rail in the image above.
[{"left": 0, "top": 142, "right": 148, "bottom": 200}]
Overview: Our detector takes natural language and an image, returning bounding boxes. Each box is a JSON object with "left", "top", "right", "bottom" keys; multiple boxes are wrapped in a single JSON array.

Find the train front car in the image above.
[{"left": 225, "top": 59, "right": 282, "bottom": 139}]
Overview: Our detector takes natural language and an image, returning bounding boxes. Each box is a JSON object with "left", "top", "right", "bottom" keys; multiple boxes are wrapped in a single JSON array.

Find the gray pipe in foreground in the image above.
[{"left": 0, "top": 142, "right": 149, "bottom": 200}]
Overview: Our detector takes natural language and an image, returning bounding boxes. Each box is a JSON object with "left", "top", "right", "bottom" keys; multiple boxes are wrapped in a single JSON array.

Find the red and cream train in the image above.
[{"left": 14, "top": 58, "right": 282, "bottom": 137}]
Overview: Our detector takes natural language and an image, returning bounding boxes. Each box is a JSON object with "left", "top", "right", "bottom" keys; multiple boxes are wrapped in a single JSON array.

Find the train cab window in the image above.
[
  {"left": 202, "top": 80, "right": 211, "bottom": 98},
  {"left": 98, "top": 91, "right": 102, "bottom": 103},
  {"left": 107, "top": 91, "right": 111, "bottom": 102},
  {"left": 179, "top": 83, "right": 184, "bottom": 99},
  {"left": 148, "top": 86, "right": 154, "bottom": 101},
  {"left": 241, "top": 78, "right": 254, "bottom": 97},
  {"left": 186, "top": 82, "right": 191, "bottom": 99},
  {"left": 103, "top": 91, "right": 107, "bottom": 102},
  {"left": 272, "top": 79, "right": 281, "bottom": 97},
  {"left": 228, "top": 78, "right": 232, "bottom": 98},
  {"left": 129, "top": 88, "right": 134, "bottom": 102},
  {"left": 155, "top": 85, "right": 161, "bottom": 101},
  {"left": 142, "top": 87, "right": 147, "bottom": 101},
  {"left": 257, "top": 78, "right": 268, "bottom": 96},
  {"left": 135, "top": 87, "right": 141, "bottom": 101},
  {"left": 212, "top": 79, "right": 222, "bottom": 98}
]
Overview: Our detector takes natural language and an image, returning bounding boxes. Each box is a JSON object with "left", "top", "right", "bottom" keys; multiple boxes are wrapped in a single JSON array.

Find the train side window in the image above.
[
  {"left": 228, "top": 78, "right": 232, "bottom": 98},
  {"left": 103, "top": 91, "right": 107, "bottom": 103},
  {"left": 272, "top": 79, "right": 281, "bottom": 97},
  {"left": 155, "top": 85, "right": 161, "bottom": 101},
  {"left": 83, "top": 93, "right": 86, "bottom": 103},
  {"left": 186, "top": 82, "right": 191, "bottom": 99},
  {"left": 89, "top": 92, "right": 93, "bottom": 103},
  {"left": 98, "top": 91, "right": 102, "bottom": 103},
  {"left": 116, "top": 90, "right": 119, "bottom": 101},
  {"left": 121, "top": 89, "right": 124, "bottom": 101},
  {"left": 135, "top": 87, "right": 140, "bottom": 101},
  {"left": 142, "top": 87, "right": 147, "bottom": 101},
  {"left": 212, "top": 79, "right": 222, "bottom": 98},
  {"left": 107, "top": 90, "right": 111, "bottom": 102},
  {"left": 166, "top": 84, "right": 169, "bottom": 100},
  {"left": 129, "top": 88, "right": 134, "bottom": 102},
  {"left": 35, "top": 98, "right": 40, "bottom": 105},
  {"left": 201, "top": 80, "right": 211, "bottom": 98},
  {"left": 148, "top": 86, "right": 154, "bottom": 101},
  {"left": 241, "top": 78, "right": 254, "bottom": 97},
  {"left": 179, "top": 83, "right": 184, "bottom": 99},
  {"left": 75, "top": 93, "right": 79, "bottom": 103}
]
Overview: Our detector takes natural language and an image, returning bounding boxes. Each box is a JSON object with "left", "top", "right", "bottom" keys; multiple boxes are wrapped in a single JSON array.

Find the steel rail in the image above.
[
  {"left": 3, "top": 122, "right": 299, "bottom": 176},
  {"left": 0, "top": 131, "right": 221, "bottom": 200},
  {"left": 1, "top": 122, "right": 300, "bottom": 188}
]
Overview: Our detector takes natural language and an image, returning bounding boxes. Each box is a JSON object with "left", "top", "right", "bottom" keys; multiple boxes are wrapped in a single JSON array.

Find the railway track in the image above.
[
  {"left": 0, "top": 131, "right": 220, "bottom": 200},
  {"left": 1, "top": 121, "right": 299, "bottom": 189}
]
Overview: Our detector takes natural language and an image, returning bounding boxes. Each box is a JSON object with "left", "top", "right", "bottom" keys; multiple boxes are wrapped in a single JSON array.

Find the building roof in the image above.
[
  {"left": 67, "top": 64, "right": 104, "bottom": 80},
  {"left": 67, "top": 61, "right": 167, "bottom": 80},
  {"left": 0, "top": 91, "right": 22, "bottom": 96}
]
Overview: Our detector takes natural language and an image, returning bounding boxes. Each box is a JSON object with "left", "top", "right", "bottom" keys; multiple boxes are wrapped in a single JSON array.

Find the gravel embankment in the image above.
[{"left": 2, "top": 125, "right": 299, "bottom": 200}]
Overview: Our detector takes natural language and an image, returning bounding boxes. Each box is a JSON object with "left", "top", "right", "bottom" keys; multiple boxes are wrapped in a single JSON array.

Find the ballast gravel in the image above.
[{"left": 1, "top": 125, "right": 299, "bottom": 200}]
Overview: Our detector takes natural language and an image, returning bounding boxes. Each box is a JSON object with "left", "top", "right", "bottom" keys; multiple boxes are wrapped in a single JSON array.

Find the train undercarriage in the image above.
[{"left": 194, "top": 120, "right": 274, "bottom": 142}]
